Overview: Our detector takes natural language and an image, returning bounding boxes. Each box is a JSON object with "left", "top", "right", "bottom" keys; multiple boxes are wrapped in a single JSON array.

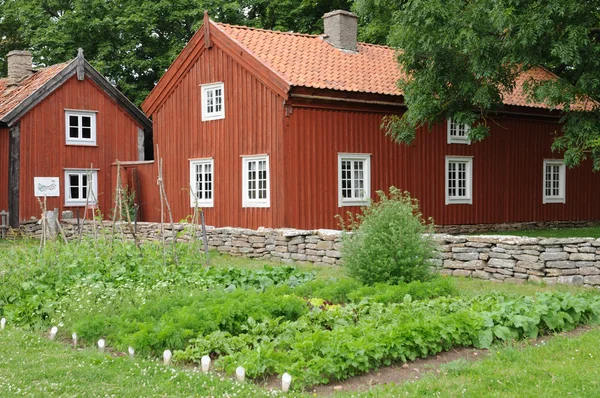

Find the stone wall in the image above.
[
  {"left": 435, "top": 220, "right": 600, "bottom": 235},
  {"left": 436, "top": 234, "right": 600, "bottom": 287},
  {"left": 16, "top": 219, "right": 344, "bottom": 266},
  {"left": 13, "top": 218, "right": 600, "bottom": 287}
]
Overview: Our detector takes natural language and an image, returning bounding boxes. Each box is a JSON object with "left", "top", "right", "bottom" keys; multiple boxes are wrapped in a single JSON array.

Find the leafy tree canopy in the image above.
[
  {"left": 0, "top": 0, "right": 352, "bottom": 105},
  {"left": 360, "top": 0, "right": 600, "bottom": 169}
]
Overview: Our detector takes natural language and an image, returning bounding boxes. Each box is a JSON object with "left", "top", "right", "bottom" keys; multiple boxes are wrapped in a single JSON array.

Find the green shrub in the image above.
[{"left": 339, "top": 187, "right": 435, "bottom": 285}]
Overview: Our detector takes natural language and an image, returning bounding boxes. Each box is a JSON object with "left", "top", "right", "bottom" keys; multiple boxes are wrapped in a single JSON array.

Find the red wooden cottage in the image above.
[
  {"left": 0, "top": 49, "right": 152, "bottom": 227},
  {"left": 141, "top": 10, "right": 600, "bottom": 231}
]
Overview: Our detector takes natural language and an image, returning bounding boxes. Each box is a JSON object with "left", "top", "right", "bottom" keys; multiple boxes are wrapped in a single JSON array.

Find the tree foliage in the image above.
[
  {"left": 0, "top": 0, "right": 353, "bottom": 105},
  {"left": 359, "top": 0, "right": 600, "bottom": 169}
]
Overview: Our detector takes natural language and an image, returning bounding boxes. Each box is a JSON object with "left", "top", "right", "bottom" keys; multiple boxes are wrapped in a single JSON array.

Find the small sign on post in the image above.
[{"left": 34, "top": 177, "right": 60, "bottom": 197}]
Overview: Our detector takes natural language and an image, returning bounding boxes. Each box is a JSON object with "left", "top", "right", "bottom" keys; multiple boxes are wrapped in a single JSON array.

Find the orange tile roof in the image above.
[
  {"left": 217, "top": 23, "right": 403, "bottom": 96},
  {"left": 216, "top": 23, "right": 586, "bottom": 110},
  {"left": 0, "top": 61, "right": 71, "bottom": 120}
]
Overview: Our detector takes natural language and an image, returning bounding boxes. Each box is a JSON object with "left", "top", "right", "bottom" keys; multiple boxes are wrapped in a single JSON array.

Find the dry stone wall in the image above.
[
  {"left": 436, "top": 234, "right": 600, "bottom": 287},
  {"left": 13, "top": 219, "right": 600, "bottom": 287}
]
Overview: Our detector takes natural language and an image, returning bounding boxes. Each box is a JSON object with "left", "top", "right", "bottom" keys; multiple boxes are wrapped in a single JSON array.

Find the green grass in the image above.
[
  {"left": 480, "top": 227, "right": 600, "bottom": 238},
  {"left": 0, "top": 326, "right": 282, "bottom": 398},
  {"left": 346, "top": 327, "right": 600, "bottom": 397}
]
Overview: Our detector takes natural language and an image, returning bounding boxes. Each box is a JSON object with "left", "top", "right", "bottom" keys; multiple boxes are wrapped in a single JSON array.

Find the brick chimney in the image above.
[
  {"left": 7, "top": 50, "right": 34, "bottom": 87},
  {"left": 322, "top": 10, "right": 358, "bottom": 52}
]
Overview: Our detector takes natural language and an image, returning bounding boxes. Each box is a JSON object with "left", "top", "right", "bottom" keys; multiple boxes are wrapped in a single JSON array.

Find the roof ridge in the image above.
[
  {"left": 216, "top": 22, "right": 321, "bottom": 38},
  {"left": 217, "top": 22, "right": 396, "bottom": 50}
]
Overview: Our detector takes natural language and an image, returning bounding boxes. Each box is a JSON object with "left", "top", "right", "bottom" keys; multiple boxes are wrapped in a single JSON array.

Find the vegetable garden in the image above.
[{"left": 1, "top": 239, "right": 600, "bottom": 393}]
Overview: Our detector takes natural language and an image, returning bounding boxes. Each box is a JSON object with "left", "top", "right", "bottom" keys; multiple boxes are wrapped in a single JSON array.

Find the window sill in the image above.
[
  {"left": 190, "top": 203, "right": 214, "bottom": 208},
  {"left": 446, "top": 199, "right": 472, "bottom": 205},
  {"left": 242, "top": 201, "right": 270, "bottom": 208},
  {"left": 64, "top": 202, "right": 98, "bottom": 207},
  {"left": 202, "top": 114, "right": 225, "bottom": 122},
  {"left": 65, "top": 142, "right": 98, "bottom": 147},
  {"left": 339, "top": 200, "right": 370, "bottom": 207},
  {"left": 543, "top": 199, "right": 566, "bottom": 204}
]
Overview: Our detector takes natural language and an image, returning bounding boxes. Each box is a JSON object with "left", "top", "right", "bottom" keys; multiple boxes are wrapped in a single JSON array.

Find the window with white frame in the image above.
[
  {"left": 201, "top": 82, "right": 225, "bottom": 121},
  {"left": 65, "top": 110, "right": 97, "bottom": 145},
  {"left": 64, "top": 169, "right": 98, "bottom": 206},
  {"left": 242, "top": 155, "right": 269, "bottom": 207},
  {"left": 447, "top": 119, "right": 470, "bottom": 144},
  {"left": 445, "top": 156, "right": 473, "bottom": 204},
  {"left": 338, "top": 153, "right": 371, "bottom": 207},
  {"left": 543, "top": 160, "right": 566, "bottom": 203},
  {"left": 189, "top": 159, "right": 214, "bottom": 207}
]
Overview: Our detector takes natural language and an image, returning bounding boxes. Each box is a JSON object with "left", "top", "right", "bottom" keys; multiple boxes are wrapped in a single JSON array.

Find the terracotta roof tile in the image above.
[
  {"left": 0, "top": 62, "right": 71, "bottom": 120},
  {"left": 217, "top": 23, "right": 589, "bottom": 110}
]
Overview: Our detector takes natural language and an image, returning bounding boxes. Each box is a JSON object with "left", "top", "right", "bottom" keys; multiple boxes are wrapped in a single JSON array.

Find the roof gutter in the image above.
[{"left": 290, "top": 93, "right": 405, "bottom": 107}]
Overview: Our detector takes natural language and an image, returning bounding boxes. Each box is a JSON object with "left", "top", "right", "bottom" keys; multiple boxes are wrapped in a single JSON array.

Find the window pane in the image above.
[
  {"left": 69, "top": 127, "right": 79, "bottom": 138},
  {"left": 81, "top": 116, "right": 91, "bottom": 127},
  {"left": 82, "top": 175, "right": 88, "bottom": 199},
  {"left": 69, "top": 174, "right": 79, "bottom": 199},
  {"left": 69, "top": 115, "right": 79, "bottom": 127},
  {"left": 81, "top": 128, "right": 91, "bottom": 139}
]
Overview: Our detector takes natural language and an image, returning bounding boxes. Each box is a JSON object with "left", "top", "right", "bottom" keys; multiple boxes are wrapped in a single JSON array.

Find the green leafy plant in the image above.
[{"left": 338, "top": 187, "right": 435, "bottom": 285}]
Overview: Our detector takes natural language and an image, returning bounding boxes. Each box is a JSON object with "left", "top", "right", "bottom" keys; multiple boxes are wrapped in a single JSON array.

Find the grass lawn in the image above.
[{"left": 479, "top": 226, "right": 600, "bottom": 238}]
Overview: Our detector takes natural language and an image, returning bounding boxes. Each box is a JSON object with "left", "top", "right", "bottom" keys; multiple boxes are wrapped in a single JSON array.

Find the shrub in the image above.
[{"left": 339, "top": 187, "right": 435, "bottom": 285}]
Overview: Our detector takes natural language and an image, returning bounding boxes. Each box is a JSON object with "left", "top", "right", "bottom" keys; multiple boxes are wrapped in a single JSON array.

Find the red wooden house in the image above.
[
  {"left": 0, "top": 49, "right": 152, "bottom": 227},
  {"left": 141, "top": 10, "right": 600, "bottom": 231}
]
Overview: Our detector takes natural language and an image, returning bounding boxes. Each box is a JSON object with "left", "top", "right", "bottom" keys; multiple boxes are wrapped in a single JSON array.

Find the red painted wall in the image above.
[
  {"left": 0, "top": 127, "right": 8, "bottom": 212},
  {"left": 284, "top": 105, "right": 600, "bottom": 230},
  {"left": 17, "top": 76, "right": 142, "bottom": 222},
  {"left": 151, "top": 44, "right": 286, "bottom": 229}
]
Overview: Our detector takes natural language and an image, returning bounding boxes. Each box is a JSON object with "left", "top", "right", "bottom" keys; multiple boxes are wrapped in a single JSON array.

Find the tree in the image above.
[
  {"left": 355, "top": 0, "right": 600, "bottom": 170},
  {"left": 0, "top": 0, "right": 354, "bottom": 105}
]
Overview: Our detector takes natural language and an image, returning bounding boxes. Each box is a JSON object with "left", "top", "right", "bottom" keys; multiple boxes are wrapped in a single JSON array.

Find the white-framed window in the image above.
[
  {"left": 543, "top": 160, "right": 566, "bottom": 204},
  {"left": 338, "top": 153, "right": 371, "bottom": 207},
  {"left": 447, "top": 119, "right": 470, "bottom": 144},
  {"left": 65, "top": 110, "right": 97, "bottom": 145},
  {"left": 201, "top": 82, "right": 225, "bottom": 121},
  {"left": 189, "top": 158, "right": 214, "bottom": 207},
  {"left": 64, "top": 169, "right": 98, "bottom": 206},
  {"left": 242, "top": 155, "right": 270, "bottom": 208},
  {"left": 445, "top": 156, "right": 473, "bottom": 204}
]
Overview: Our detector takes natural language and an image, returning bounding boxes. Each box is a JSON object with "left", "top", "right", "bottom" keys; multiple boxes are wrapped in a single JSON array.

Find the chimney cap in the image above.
[
  {"left": 7, "top": 50, "right": 32, "bottom": 57},
  {"left": 322, "top": 10, "right": 358, "bottom": 19}
]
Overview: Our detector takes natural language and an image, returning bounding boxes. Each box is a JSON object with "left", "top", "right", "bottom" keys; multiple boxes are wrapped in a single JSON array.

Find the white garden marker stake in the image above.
[
  {"left": 49, "top": 326, "right": 58, "bottom": 340},
  {"left": 201, "top": 355, "right": 211, "bottom": 373},
  {"left": 0, "top": 318, "right": 6, "bottom": 330},
  {"left": 128, "top": 347, "right": 135, "bottom": 358},
  {"left": 236, "top": 366, "right": 245, "bottom": 383},
  {"left": 282, "top": 372, "right": 292, "bottom": 392},
  {"left": 72, "top": 332, "right": 78, "bottom": 347},
  {"left": 98, "top": 339, "right": 105, "bottom": 352},
  {"left": 163, "top": 350, "right": 172, "bottom": 365}
]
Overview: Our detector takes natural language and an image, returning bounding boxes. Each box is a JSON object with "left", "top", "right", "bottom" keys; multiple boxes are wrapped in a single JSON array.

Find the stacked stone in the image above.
[
  {"left": 436, "top": 220, "right": 600, "bottom": 235},
  {"left": 437, "top": 235, "right": 600, "bottom": 286}
]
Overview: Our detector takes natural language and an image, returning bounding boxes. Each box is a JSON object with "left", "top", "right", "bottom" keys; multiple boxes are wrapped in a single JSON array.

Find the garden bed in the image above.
[{"left": 1, "top": 239, "right": 600, "bottom": 393}]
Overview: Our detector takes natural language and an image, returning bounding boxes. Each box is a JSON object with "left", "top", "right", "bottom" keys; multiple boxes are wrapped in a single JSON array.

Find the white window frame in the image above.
[
  {"left": 201, "top": 82, "right": 225, "bottom": 121},
  {"left": 64, "top": 169, "right": 98, "bottom": 206},
  {"left": 65, "top": 110, "right": 97, "bottom": 145},
  {"left": 543, "top": 159, "right": 566, "bottom": 204},
  {"left": 445, "top": 156, "right": 473, "bottom": 205},
  {"left": 447, "top": 119, "right": 471, "bottom": 144},
  {"left": 242, "top": 155, "right": 270, "bottom": 208},
  {"left": 189, "top": 158, "right": 214, "bottom": 208},
  {"left": 338, "top": 153, "right": 371, "bottom": 207}
]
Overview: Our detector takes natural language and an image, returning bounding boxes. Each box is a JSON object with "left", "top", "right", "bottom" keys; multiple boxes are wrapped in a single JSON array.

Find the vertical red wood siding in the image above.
[
  {"left": 152, "top": 45, "right": 286, "bottom": 229},
  {"left": 0, "top": 127, "right": 8, "bottom": 211},
  {"left": 285, "top": 106, "right": 600, "bottom": 230},
  {"left": 17, "top": 76, "right": 142, "bottom": 221}
]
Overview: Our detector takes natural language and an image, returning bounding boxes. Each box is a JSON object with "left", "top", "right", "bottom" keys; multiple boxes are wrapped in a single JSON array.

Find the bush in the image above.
[{"left": 339, "top": 187, "right": 435, "bottom": 285}]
